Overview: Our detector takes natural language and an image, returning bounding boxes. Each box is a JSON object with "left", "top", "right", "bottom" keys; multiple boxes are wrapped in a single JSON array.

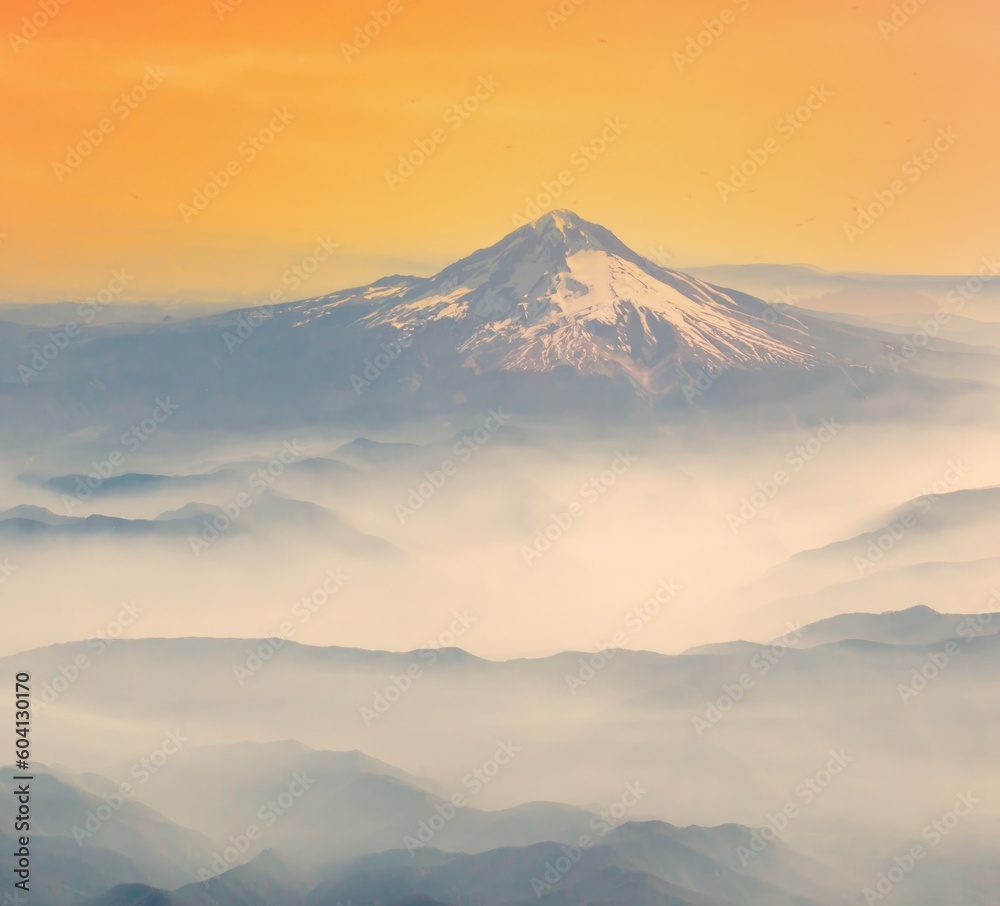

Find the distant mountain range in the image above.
[
  {"left": 6, "top": 752, "right": 844, "bottom": 906},
  {"left": 745, "top": 485, "right": 1000, "bottom": 612},
  {"left": 77, "top": 819, "right": 843, "bottom": 906},
  {"left": 0, "top": 492, "right": 397, "bottom": 557},
  {"left": 5, "top": 211, "right": 993, "bottom": 440},
  {"left": 5, "top": 597, "right": 1000, "bottom": 906}
]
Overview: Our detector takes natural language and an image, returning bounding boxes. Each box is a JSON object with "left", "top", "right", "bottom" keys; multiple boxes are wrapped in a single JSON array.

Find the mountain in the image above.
[
  {"left": 0, "top": 300, "right": 235, "bottom": 326},
  {"left": 306, "top": 821, "right": 840, "bottom": 906},
  {"left": 11, "top": 631, "right": 1000, "bottom": 854},
  {"left": 746, "top": 485, "right": 1000, "bottom": 602},
  {"left": 81, "top": 850, "right": 311, "bottom": 906},
  {"left": 6, "top": 210, "right": 979, "bottom": 442},
  {"left": 0, "top": 492, "right": 397, "bottom": 556},
  {"left": 101, "top": 739, "right": 598, "bottom": 866},
  {"left": 688, "top": 604, "right": 1000, "bottom": 654},
  {"left": 0, "top": 828, "right": 158, "bottom": 906},
  {"left": 785, "top": 605, "right": 1000, "bottom": 648},
  {"left": 0, "top": 766, "right": 215, "bottom": 894},
  {"left": 82, "top": 822, "right": 841, "bottom": 906},
  {"left": 25, "top": 457, "right": 358, "bottom": 500},
  {"left": 683, "top": 263, "right": 1000, "bottom": 320},
  {"left": 0, "top": 505, "right": 207, "bottom": 538},
  {"left": 290, "top": 210, "right": 841, "bottom": 393},
  {"left": 752, "top": 557, "right": 1000, "bottom": 631}
]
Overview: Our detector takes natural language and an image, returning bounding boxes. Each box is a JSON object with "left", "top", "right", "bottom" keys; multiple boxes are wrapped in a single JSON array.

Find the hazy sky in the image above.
[{"left": 2, "top": 0, "right": 997, "bottom": 303}]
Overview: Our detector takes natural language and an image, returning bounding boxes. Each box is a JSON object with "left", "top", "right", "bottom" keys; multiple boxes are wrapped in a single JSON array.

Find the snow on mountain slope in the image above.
[{"left": 287, "top": 211, "right": 864, "bottom": 392}]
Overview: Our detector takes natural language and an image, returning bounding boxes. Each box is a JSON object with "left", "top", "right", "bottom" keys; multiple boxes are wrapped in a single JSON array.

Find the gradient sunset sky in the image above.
[{"left": 2, "top": 0, "right": 997, "bottom": 304}]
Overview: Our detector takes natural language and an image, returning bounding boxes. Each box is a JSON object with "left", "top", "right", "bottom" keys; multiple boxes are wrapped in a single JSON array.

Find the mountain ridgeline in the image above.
[{"left": 5, "top": 210, "right": 962, "bottom": 436}]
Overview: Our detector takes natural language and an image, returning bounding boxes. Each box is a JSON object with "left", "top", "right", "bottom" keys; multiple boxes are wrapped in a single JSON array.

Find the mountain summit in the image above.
[
  {"left": 290, "top": 210, "right": 852, "bottom": 393},
  {"left": 11, "top": 211, "right": 908, "bottom": 440}
]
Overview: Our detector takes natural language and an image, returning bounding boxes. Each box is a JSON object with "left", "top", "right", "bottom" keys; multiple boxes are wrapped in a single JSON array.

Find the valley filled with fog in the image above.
[{"left": 2, "top": 214, "right": 999, "bottom": 905}]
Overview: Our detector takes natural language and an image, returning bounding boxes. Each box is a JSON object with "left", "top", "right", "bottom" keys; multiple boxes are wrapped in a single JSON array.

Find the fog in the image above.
[
  {"left": 3, "top": 397, "right": 1000, "bottom": 660},
  {"left": 3, "top": 299, "right": 1000, "bottom": 905}
]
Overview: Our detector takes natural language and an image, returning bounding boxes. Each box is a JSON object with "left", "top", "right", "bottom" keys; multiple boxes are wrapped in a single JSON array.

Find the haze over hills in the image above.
[
  {"left": 6, "top": 603, "right": 999, "bottom": 839},
  {"left": 6, "top": 0, "right": 998, "bottom": 892},
  {"left": 5, "top": 603, "right": 1000, "bottom": 906},
  {"left": 3, "top": 212, "right": 1000, "bottom": 906},
  {"left": 0, "top": 493, "right": 397, "bottom": 557},
  {"left": 745, "top": 484, "right": 1000, "bottom": 607},
  {"left": 77, "top": 824, "right": 844, "bottom": 906},
  {"left": 684, "top": 263, "right": 1000, "bottom": 321}
]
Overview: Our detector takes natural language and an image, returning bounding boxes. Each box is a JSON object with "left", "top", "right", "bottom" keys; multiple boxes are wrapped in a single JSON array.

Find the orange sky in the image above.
[{"left": 1, "top": 0, "right": 998, "bottom": 304}]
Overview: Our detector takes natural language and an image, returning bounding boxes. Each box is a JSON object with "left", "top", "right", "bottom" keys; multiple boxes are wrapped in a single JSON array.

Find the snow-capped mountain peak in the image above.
[{"left": 290, "top": 210, "right": 865, "bottom": 391}]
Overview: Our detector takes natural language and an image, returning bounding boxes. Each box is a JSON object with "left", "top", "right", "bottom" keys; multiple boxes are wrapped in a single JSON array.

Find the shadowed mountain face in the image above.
[
  {"left": 78, "top": 821, "right": 842, "bottom": 906},
  {"left": 5, "top": 211, "right": 990, "bottom": 441},
  {"left": 0, "top": 493, "right": 399, "bottom": 558},
  {"left": 7, "top": 605, "right": 1000, "bottom": 906},
  {"left": 783, "top": 604, "right": 1000, "bottom": 648},
  {"left": 8, "top": 752, "right": 848, "bottom": 906},
  {"left": 8, "top": 612, "right": 1000, "bottom": 854},
  {"left": 0, "top": 768, "right": 215, "bottom": 903},
  {"left": 96, "top": 740, "right": 598, "bottom": 866}
]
